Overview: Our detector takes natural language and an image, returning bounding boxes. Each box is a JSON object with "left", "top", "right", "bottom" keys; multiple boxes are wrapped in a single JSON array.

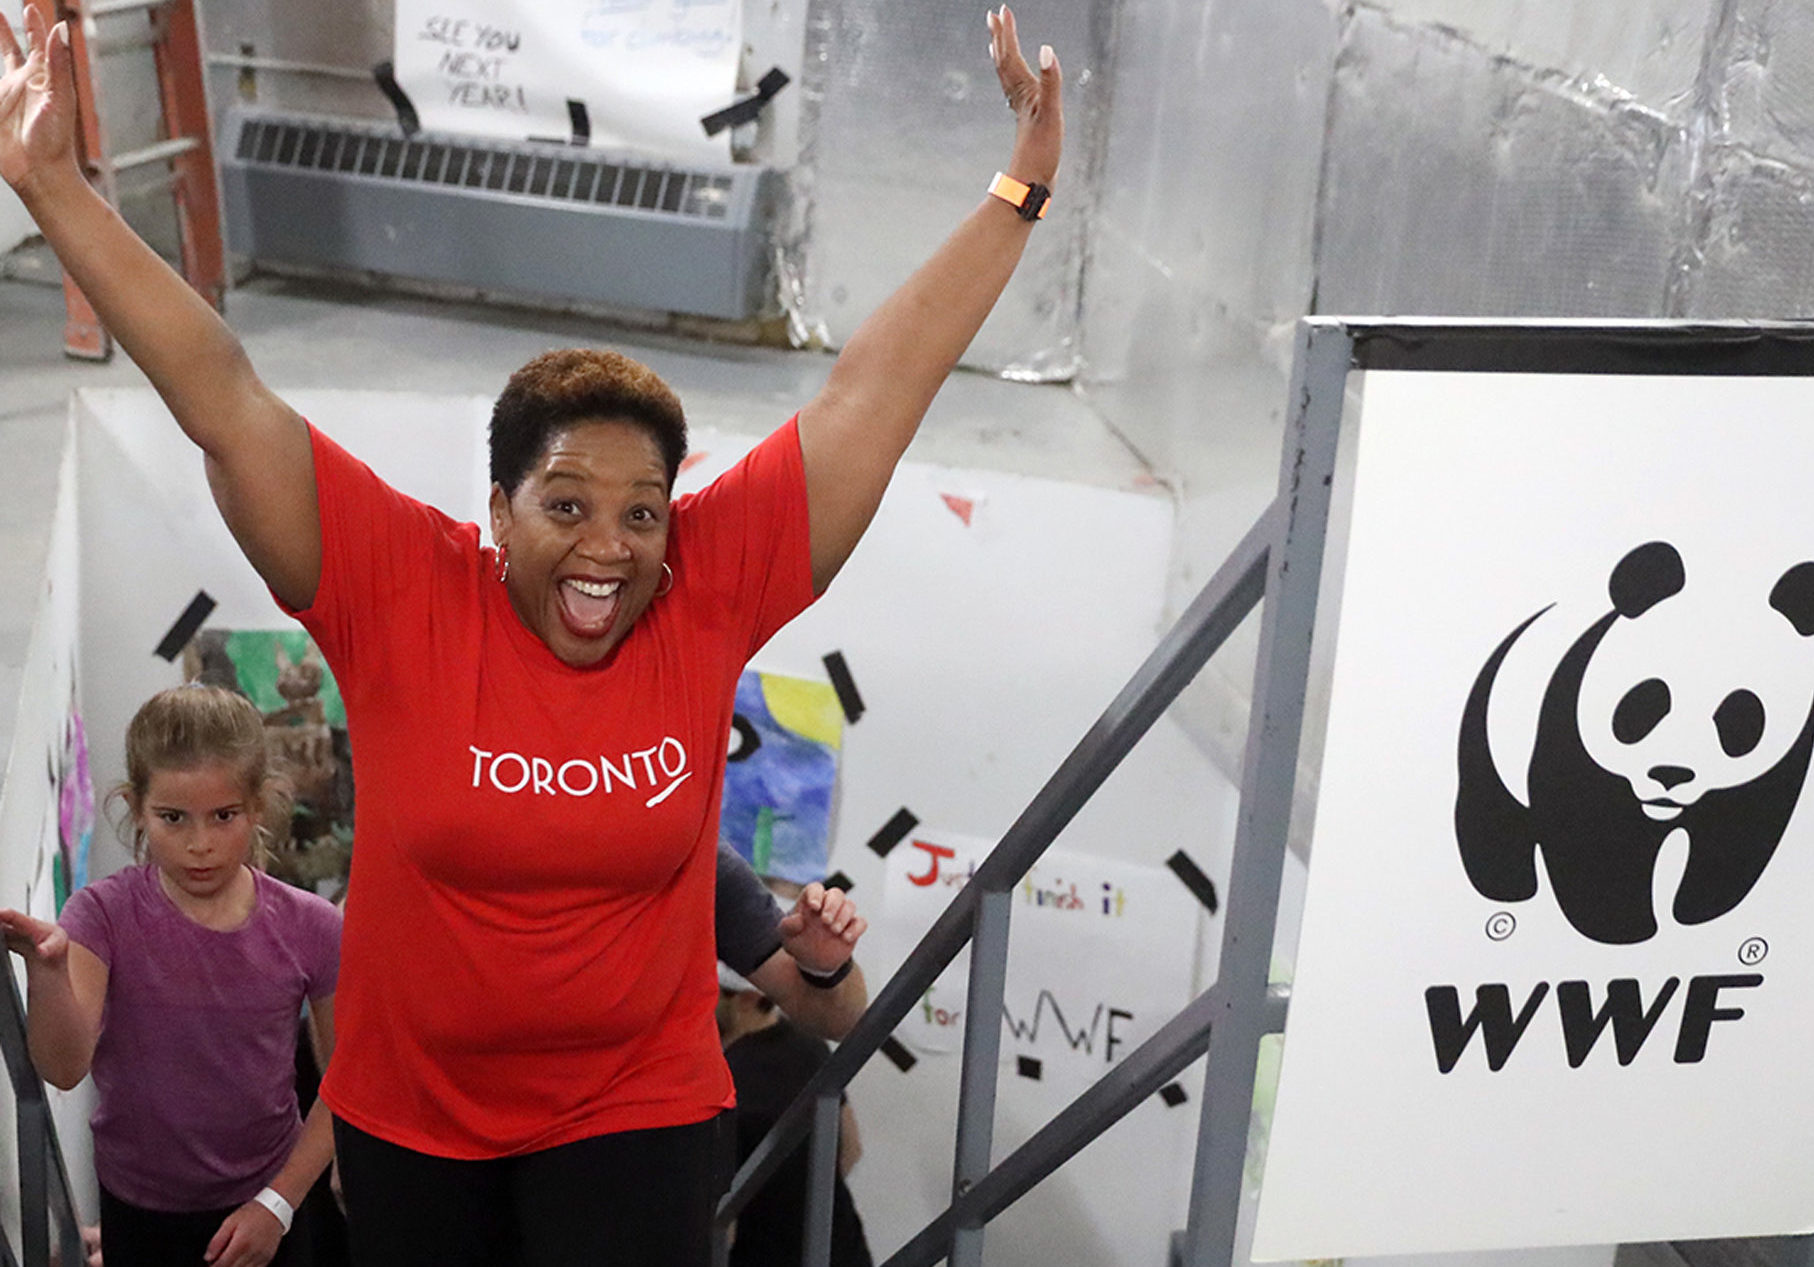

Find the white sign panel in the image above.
[
  {"left": 1254, "top": 371, "right": 1814, "bottom": 1259},
  {"left": 392, "top": 0, "right": 741, "bottom": 162}
]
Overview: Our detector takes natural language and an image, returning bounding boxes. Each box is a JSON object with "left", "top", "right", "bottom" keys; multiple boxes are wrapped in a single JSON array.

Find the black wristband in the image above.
[{"left": 798, "top": 958, "right": 854, "bottom": 990}]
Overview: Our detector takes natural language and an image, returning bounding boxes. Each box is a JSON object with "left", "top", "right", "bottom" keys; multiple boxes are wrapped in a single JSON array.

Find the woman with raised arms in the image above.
[{"left": 0, "top": 5, "right": 1062, "bottom": 1263}]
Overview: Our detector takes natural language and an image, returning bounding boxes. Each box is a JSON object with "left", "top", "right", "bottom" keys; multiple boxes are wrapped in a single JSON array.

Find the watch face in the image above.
[{"left": 1022, "top": 184, "right": 1051, "bottom": 220}]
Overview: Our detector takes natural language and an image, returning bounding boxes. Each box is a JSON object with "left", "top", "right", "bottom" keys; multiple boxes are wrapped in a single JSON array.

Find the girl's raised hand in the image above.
[
  {"left": 0, "top": 7, "right": 78, "bottom": 193},
  {"left": 985, "top": 4, "right": 1063, "bottom": 189},
  {"left": 0, "top": 909, "right": 67, "bottom": 966}
]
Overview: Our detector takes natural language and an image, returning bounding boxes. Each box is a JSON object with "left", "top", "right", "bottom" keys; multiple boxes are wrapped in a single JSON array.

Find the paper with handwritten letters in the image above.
[
  {"left": 393, "top": 0, "right": 743, "bottom": 161},
  {"left": 878, "top": 831, "right": 1200, "bottom": 1069}
]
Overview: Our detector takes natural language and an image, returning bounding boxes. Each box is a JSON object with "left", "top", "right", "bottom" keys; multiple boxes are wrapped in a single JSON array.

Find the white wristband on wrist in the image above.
[{"left": 252, "top": 1187, "right": 294, "bottom": 1234}]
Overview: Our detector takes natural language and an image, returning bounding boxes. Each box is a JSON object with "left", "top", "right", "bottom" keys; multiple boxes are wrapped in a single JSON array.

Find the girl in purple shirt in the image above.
[{"left": 0, "top": 686, "right": 340, "bottom": 1267}]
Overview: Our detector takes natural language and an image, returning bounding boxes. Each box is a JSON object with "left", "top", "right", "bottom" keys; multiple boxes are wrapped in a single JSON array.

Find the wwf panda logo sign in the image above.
[
  {"left": 1454, "top": 540, "right": 1814, "bottom": 944},
  {"left": 1252, "top": 367, "right": 1814, "bottom": 1261}
]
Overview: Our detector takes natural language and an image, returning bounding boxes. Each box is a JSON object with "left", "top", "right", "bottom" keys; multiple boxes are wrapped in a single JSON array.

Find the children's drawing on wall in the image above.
[
  {"left": 878, "top": 831, "right": 1201, "bottom": 1085},
  {"left": 51, "top": 693, "right": 93, "bottom": 911},
  {"left": 721, "top": 669, "right": 842, "bottom": 883},
  {"left": 185, "top": 630, "right": 353, "bottom": 897}
]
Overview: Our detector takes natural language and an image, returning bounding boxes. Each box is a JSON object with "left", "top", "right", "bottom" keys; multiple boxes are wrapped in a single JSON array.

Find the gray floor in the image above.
[{"left": 0, "top": 259, "right": 1152, "bottom": 765}]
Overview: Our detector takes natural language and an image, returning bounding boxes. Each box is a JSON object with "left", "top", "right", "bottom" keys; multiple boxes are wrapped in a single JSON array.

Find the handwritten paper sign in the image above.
[
  {"left": 879, "top": 831, "right": 1200, "bottom": 1075},
  {"left": 392, "top": 0, "right": 743, "bottom": 162}
]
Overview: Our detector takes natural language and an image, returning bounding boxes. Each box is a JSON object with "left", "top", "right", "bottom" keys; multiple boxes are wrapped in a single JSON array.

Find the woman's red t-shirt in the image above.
[{"left": 289, "top": 419, "right": 816, "bottom": 1158}]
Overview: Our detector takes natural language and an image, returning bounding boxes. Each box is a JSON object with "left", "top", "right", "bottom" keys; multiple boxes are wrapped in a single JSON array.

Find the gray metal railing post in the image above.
[
  {"left": 949, "top": 889, "right": 1012, "bottom": 1267},
  {"left": 17, "top": 1100, "right": 45, "bottom": 1267},
  {"left": 1, "top": 967, "right": 48, "bottom": 1267},
  {"left": 0, "top": 962, "right": 83, "bottom": 1267},
  {"left": 802, "top": 1091, "right": 843, "bottom": 1267},
  {"left": 1181, "top": 319, "right": 1351, "bottom": 1267}
]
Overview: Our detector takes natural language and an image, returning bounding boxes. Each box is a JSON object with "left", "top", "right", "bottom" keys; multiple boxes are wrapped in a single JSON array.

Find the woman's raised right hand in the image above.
[
  {"left": 0, "top": 909, "right": 69, "bottom": 968},
  {"left": 0, "top": 7, "right": 78, "bottom": 195}
]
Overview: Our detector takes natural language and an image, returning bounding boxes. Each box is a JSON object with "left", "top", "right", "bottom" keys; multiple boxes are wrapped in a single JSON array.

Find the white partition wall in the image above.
[{"left": 0, "top": 415, "right": 94, "bottom": 1243}]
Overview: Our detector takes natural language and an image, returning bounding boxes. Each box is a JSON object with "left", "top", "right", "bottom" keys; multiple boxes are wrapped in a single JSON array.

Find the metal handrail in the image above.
[
  {"left": 717, "top": 315, "right": 1350, "bottom": 1267},
  {"left": 0, "top": 964, "right": 86, "bottom": 1267},
  {"left": 715, "top": 495, "right": 1283, "bottom": 1261}
]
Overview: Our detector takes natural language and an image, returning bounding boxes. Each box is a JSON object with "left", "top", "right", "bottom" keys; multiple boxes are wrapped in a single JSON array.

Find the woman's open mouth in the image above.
[{"left": 558, "top": 577, "right": 622, "bottom": 639}]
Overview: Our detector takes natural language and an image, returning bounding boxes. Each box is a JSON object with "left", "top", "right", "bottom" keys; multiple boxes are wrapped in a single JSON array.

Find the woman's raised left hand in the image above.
[
  {"left": 986, "top": 4, "right": 1063, "bottom": 189},
  {"left": 778, "top": 882, "right": 866, "bottom": 975}
]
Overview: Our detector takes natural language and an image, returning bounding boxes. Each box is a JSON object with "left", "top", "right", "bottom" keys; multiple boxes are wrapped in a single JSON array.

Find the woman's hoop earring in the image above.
[
  {"left": 495, "top": 545, "right": 510, "bottom": 584},
  {"left": 656, "top": 562, "right": 674, "bottom": 597}
]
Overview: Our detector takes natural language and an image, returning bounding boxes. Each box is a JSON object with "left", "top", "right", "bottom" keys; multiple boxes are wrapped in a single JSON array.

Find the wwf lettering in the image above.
[
  {"left": 467, "top": 741, "right": 692, "bottom": 808},
  {"left": 1002, "top": 988, "right": 1134, "bottom": 1063},
  {"left": 1425, "top": 973, "right": 1761, "bottom": 1073}
]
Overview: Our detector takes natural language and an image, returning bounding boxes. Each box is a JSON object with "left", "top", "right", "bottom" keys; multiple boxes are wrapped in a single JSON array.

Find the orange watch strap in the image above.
[{"left": 987, "top": 171, "right": 1050, "bottom": 220}]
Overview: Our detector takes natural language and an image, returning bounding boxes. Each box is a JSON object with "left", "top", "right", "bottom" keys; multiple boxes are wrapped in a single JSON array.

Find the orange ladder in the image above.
[{"left": 26, "top": 0, "right": 224, "bottom": 360}]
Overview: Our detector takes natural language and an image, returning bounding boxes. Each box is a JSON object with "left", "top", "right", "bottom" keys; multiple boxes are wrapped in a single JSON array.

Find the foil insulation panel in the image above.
[
  {"left": 1368, "top": 0, "right": 1710, "bottom": 116},
  {"left": 1687, "top": 1, "right": 1814, "bottom": 315},
  {"left": 1081, "top": 0, "right": 1334, "bottom": 414},
  {"left": 1077, "top": 0, "right": 1333, "bottom": 789},
  {"left": 794, "top": 0, "right": 1111, "bottom": 378},
  {"left": 1682, "top": 146, "right": 1814, "bottom": 318},
  {"left": 1314, "top": 6, "right": 1692, "bottom": 318},
  {"left": 1720, "top": 0, "right": 1814, "bottom": 168}
]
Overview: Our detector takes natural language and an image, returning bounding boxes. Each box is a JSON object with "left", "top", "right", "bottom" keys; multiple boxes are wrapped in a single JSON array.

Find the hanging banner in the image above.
[
  {"left": 1253, "top": 370, "right": 1814, "bottom": 1258},
  {"left": 391, "top": 0, "right": 742, "bottom": 162}
]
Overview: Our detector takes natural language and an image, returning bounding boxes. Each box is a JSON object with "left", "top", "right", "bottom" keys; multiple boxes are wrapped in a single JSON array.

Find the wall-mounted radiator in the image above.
[{"left": 219, "top": 108, "right": 779, "bottom": 321}]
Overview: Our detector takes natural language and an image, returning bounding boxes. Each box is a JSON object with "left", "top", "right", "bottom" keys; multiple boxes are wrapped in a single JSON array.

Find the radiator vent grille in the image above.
[{"left": 232, "top": 117, "right": 735, "bottom": 221}]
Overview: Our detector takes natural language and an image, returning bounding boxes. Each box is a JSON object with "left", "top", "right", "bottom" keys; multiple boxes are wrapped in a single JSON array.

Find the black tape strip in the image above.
[
  {"left": 727, "top": 714, "right": 761, "bottom": 763},
  {"left": 821, "top": 651, "right": 864, "bottom": 724},
  {"left": 566, "top": 98, "right": 591, "bottom": 146},
  {"left": 880, "top": 1036, "right": 917, "bottom": 1072},
  {"left": 154, "top": 591, "right": 216, "bottom": 662},
  {"left": 700, "top": 65, "right": 792, "bottom": 137},
  {"left": 1016, "top": 1056, "right": 1042, "bottom": 1081},
  {"left": 371, "top": 61, "right": 420, "bottom": 137},
  {"left": 865, "top": 808, "right": 918, "bottom": 859},
  {"left": 1165, "top": 850, "right": 1220, "bottom": 915},
  {"left": 1158, "top": 1082, "right": 1189, "bottom": 1108},
  {"left": 822, "top": 871, "right": 853, "bottom": 892}
]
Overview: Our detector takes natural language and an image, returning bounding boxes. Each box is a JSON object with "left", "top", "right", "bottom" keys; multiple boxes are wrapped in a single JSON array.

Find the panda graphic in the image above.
[{"left": 1455, "top": 540, "right": 1814, "bottom": 945}]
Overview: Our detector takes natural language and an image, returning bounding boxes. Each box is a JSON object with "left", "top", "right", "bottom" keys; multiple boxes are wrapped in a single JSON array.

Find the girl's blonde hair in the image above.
[{"left": 111, "top": 685, "right": 284, "bottom": 865}]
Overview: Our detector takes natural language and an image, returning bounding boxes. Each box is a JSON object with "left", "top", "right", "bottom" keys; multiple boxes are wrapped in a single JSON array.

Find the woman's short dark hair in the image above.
[{"left": 489, "top": 349, "right": 688, "bottom": 495}]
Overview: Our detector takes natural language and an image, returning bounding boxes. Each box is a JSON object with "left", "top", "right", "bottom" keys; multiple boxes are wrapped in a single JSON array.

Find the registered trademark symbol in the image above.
[
  {"left": 1738, "top": 937, "right": 1769, "bottom": 966},
  {"left": 1485, "top": 912, "right": 1516, "bottom": 942}
]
